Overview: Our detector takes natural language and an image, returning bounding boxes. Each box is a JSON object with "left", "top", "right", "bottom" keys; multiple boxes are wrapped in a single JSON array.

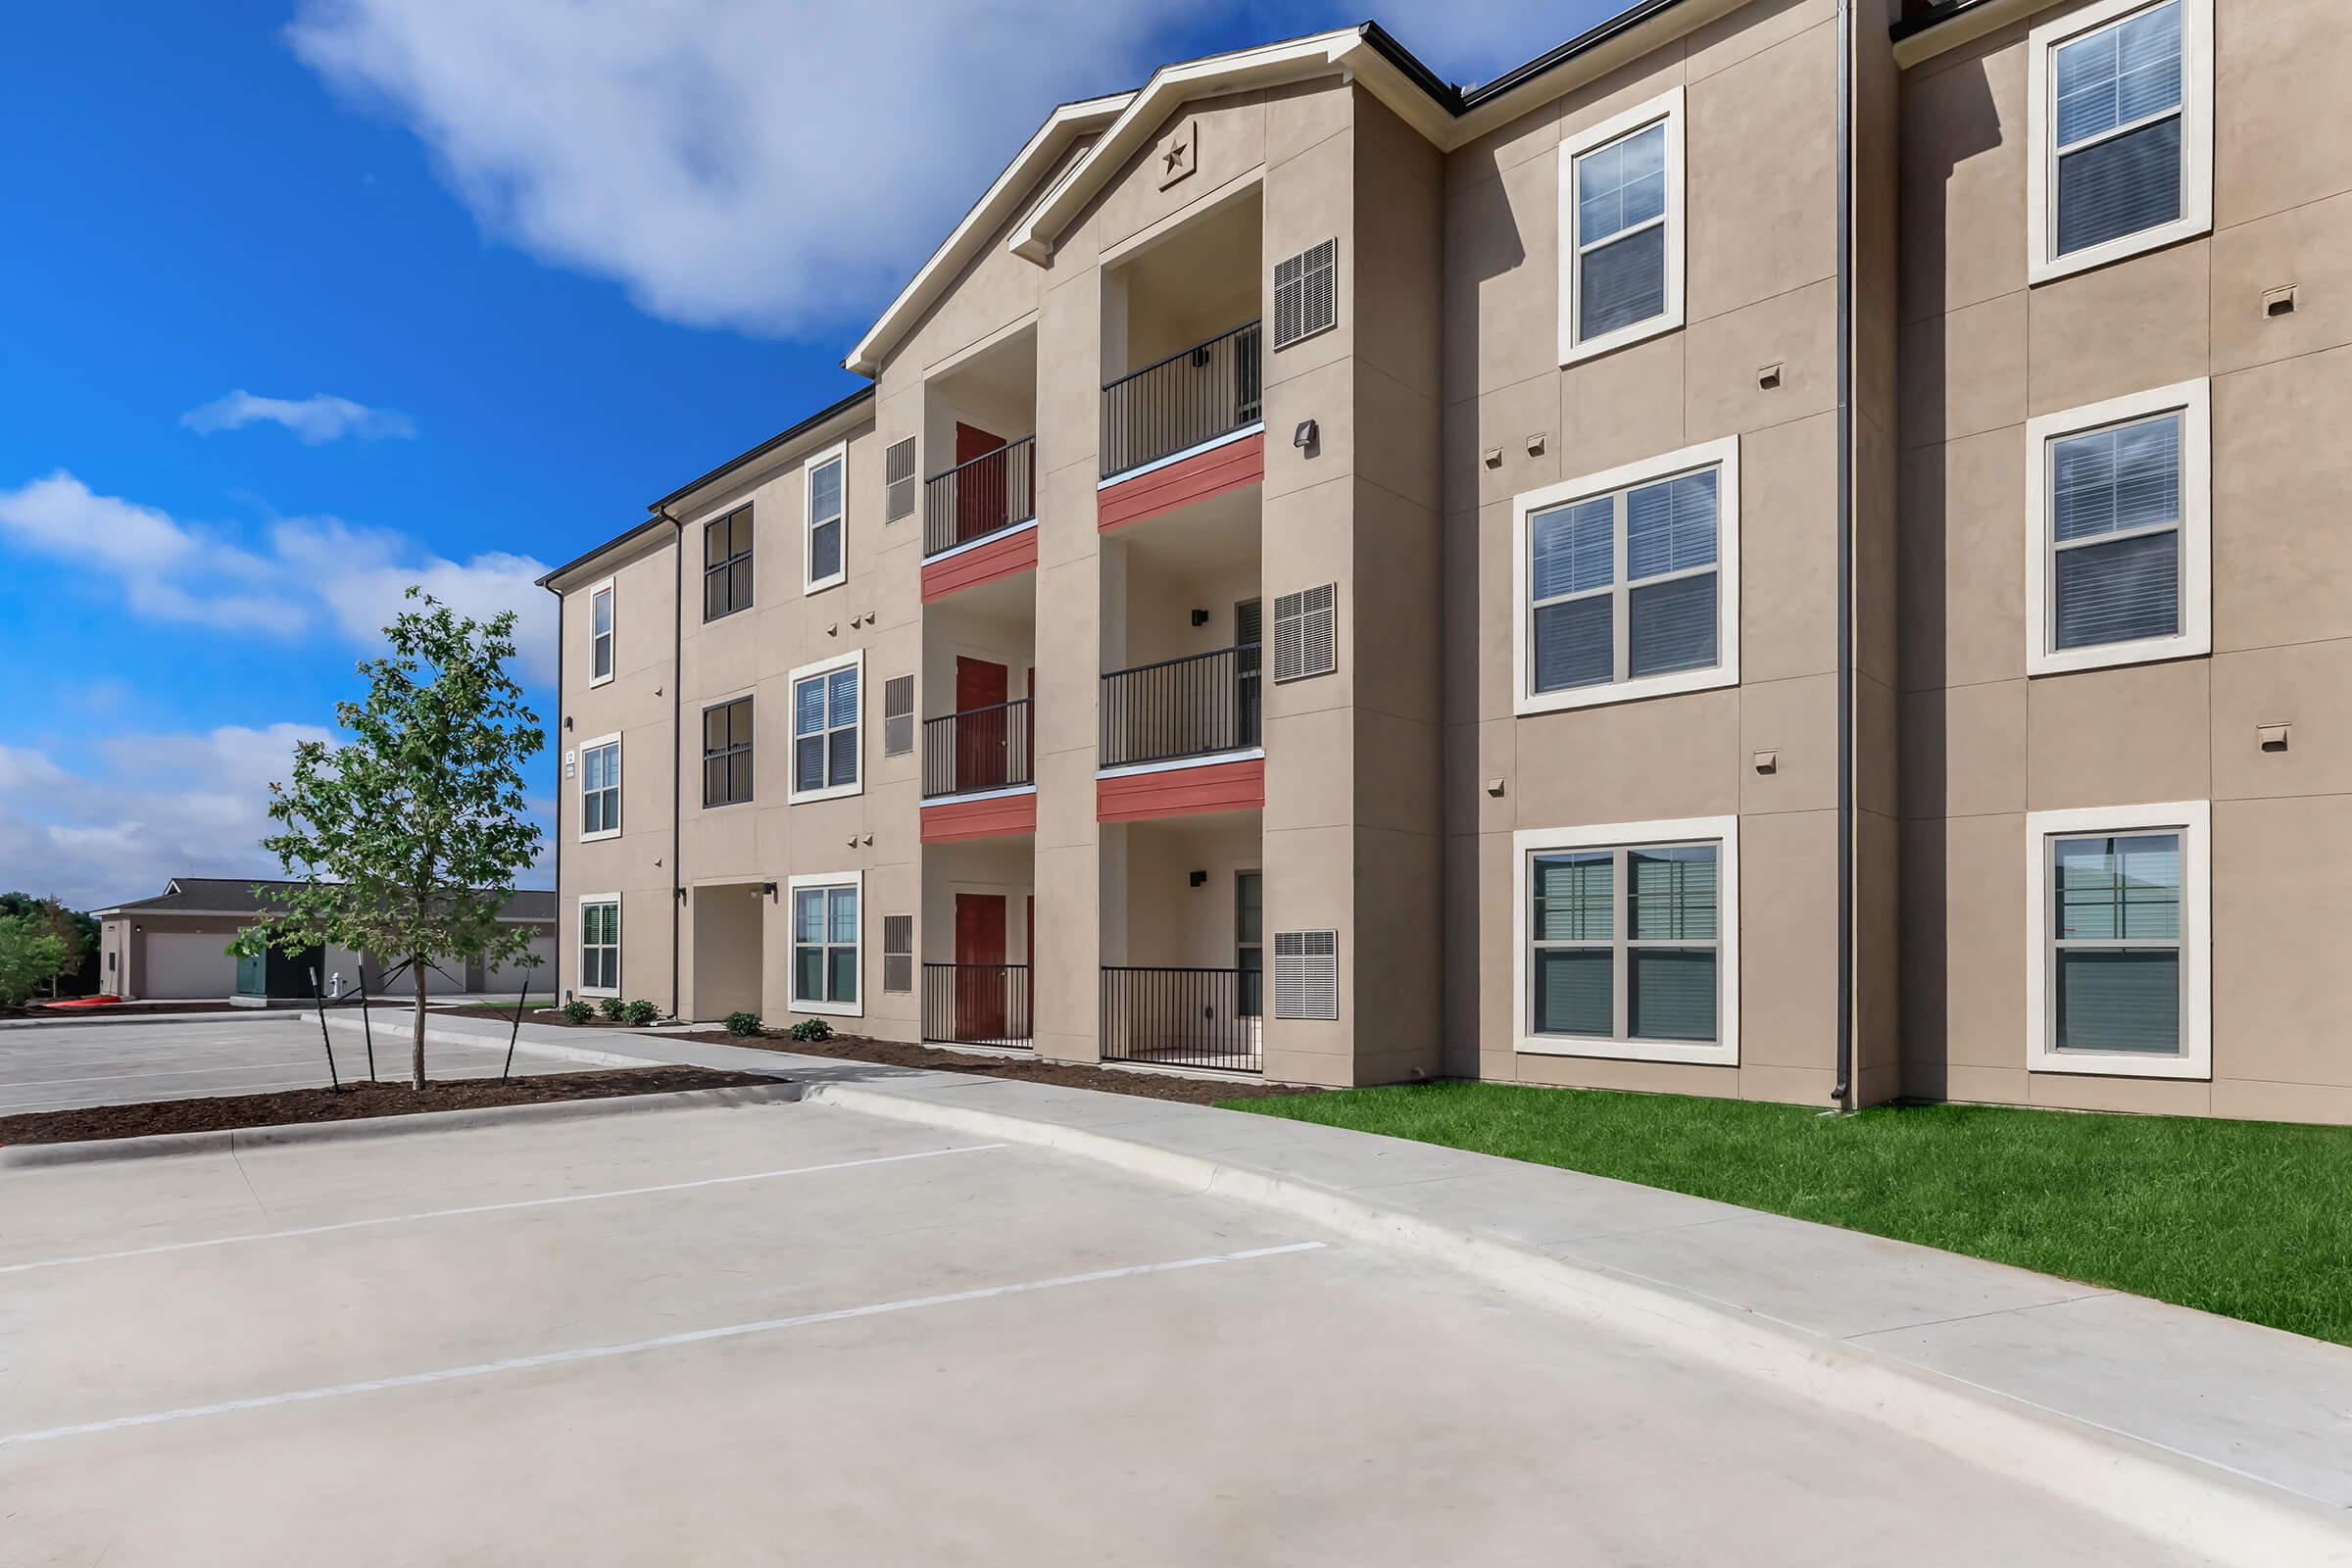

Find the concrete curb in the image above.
[
  {"left": 0, "top": 1011, "right": 307, "bottom": 1033},
  {"left": 802, "top": 1081, "right": 2352, "bottom": 1568},
  {"left": 0, "top": 1081, "right": 804, "bottom": 1170}
]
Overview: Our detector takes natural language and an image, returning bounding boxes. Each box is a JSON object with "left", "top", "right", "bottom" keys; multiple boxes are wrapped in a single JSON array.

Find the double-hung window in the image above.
[
  {"left": 702, "top": 697, "right": 754, "bottom": 808},
  {"left": 579, "top": 734, "right": 620, "bottom": 841},
  {"left": 804, "top": 441, "right": 847, "bottom": 593},
  {"left": 1515, "top": 817, "right": 1739, "bottom": 1066},
  {"left": 789, "top": 871, "right": 860, "bottom": 1015},
  {"left": 788, "top": 650, "right": 861, "bottom": 803},
  {"left": 1558, "top": 87, "right": 1684, "bottom": 365},
  {"left": 2026, "top": 802, "right": 2209, "bottom": 1079},
  {"left": 2029, "top": 0, "right": 2211, "bottom": 281},
  {"left": 588, "top": 580, "right": 614, "bottom": 685},
  {"left": 578, "top": 895, "right": 619, "bottom": 997},
  {"left": 1515, "top": 435, "right": 1740, "bottom": 713},
  {"left": 2025, "top": 378, "right": 2208, "bottom": 675},
  {"left": 703, "top": 504, "right": 753, "bottom": 620}
]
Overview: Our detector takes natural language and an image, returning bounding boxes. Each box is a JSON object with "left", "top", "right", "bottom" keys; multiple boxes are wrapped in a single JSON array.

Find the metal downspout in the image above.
[
  {"left": 662, "top": 506, "right": 684, "bottom": 1019},
  {"left": 1833, "top": 0, "right": 1857, "bottom": 1111}
]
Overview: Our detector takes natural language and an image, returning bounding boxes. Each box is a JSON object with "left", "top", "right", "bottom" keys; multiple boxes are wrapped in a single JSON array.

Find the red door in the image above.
[
  {"left": 956, "top": 657, "right": 1008, "bottom": 791},
  {"left": 955, "top": 422, "right": 1006, "bottom": 544},
  {"left": 955, "top": 893, "right": 1007, "bottom": 1040}
]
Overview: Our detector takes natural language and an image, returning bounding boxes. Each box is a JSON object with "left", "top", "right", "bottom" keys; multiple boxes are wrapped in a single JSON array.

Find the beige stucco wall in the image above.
[{"left": 1897, "top": 0, "right": 2352, "bottom": 1122}]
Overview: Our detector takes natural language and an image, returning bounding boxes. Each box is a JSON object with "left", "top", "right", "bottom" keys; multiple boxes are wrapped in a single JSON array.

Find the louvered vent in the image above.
[
  {"left": 882, "top": 914, "right": 913, "bottom": 993},
  {"left": 1272, "top": 583, "right": 1337, "bottom": 682},
  {"left": 1273, "top": 930, "right": 1339, "bottom": 1020},
  {"left": 1272, "top": 238, "right": 1337, "bottom": 349},
  {"left": 884, "top": 438, "right": 916, "bottom": 523},
  {"left": 882, "top": 675, "right": 914, "bottom": 757}
]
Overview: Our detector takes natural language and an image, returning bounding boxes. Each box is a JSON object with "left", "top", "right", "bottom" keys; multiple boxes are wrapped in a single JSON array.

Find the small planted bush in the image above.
[
  {"left": 561, "top": 1000, "right": 594, "bottom": 1025},
  {"left": 621, "top": 999, "right": 661, "bottom": 1026},
  {"left": 724, "top": 1010, "right": 764, "bottom": 1038},
  {"left": 787, "top": 1017, "right": 834, "bottom": 1043},
  {"left": 597, "top": 997, "right": 626, "bottom": 1021}
]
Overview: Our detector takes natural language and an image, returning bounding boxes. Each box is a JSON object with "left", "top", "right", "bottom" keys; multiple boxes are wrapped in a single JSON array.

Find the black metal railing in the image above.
[
  {"left": 1101, "top": 966, "right": 1261, "bottom": 1073},
  {"left": 924, "top": 434, "right": 1036, "bottom": 559},
  {"left": 1101, "top": 320, "right": 1262, "bottom": 479},
  {"left": 921, "top": 698, "right": 1033, "bottom": 798},
  {"left": 923, "top": 962, "right": 1032, "bottom": 1049},
  {"left": 1100, "top": 645, "right": 1259, "bottom": 769}
]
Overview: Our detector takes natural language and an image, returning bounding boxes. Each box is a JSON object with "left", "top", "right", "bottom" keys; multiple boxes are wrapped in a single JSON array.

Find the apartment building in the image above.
[{"left": 538, "top": 0, "right": 2352, "bottom": 1123}]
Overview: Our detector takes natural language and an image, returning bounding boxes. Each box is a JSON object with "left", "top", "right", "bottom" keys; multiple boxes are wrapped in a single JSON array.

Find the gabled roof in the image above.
[
  {"left": 843, "top": 93, "right": 1133, "bottom": 376},
  {"left": 849, "top": 3, "right": 1734, "bottom": 369},
  {"left": 93, "top": 879, "right": 556, "bottom": 924}
]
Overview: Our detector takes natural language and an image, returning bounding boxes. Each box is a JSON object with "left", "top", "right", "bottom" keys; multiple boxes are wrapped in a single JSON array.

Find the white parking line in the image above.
[
  {"left": 0, "top": 1241, "right": 1328, "bottom": 1448},
  {"left": 0, "top": 1144, "right": 1008, "bottom": 1276}
]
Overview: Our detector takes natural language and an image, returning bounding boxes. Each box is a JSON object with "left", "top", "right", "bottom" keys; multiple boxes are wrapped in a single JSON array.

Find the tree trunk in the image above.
[{"left": 411, "top": 958, "right": 428, "bottom": 1090}]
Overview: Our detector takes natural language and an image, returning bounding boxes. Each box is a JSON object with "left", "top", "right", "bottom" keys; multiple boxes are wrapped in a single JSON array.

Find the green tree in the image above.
[
  {"left": 0, "top": 912, "right": 71, "bottom": 1008},
  {"left": 236, "top": 589, "right": 545, "bottom": 1087},
  {"left": 0, "top": 894, "right": 97, "bottom": 997}
]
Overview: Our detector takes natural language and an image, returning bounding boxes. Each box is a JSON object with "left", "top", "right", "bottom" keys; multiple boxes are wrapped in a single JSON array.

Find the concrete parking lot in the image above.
[
  {"left": 0, "top": 1014, "right": 577, "bottom": 1116},
  {"left": 0, "top": 1096, "right": 2206, "bottom": 1565}
]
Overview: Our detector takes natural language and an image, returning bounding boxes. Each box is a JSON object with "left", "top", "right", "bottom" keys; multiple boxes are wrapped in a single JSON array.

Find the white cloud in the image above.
[
  {"left": 0, "top": 724, "right": 555, "bottom": 911},
  {"left": 0, "top": 471, "right": 558, "bottom": 681},
  {"left": 181, "top": 390, "right": 418, "bottom": 444},
  {"left": 284, "top": 0, "right": 1568, "bottom": 339}
]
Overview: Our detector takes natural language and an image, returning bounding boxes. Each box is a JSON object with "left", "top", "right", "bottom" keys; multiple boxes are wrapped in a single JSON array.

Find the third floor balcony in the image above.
[
  {"left": 923, "top": 433, "right": 1036, "bottom": 560},
  {"left": 1100, "top": 319, "right": 1262, "bottom": 483},
  {"left": 1100, "top": 644, "right": 1260, "bottom": 770}
]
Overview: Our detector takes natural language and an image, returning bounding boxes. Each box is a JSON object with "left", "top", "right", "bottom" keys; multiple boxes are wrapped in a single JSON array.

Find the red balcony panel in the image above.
[
  {"left": 1097, "top": 432, "right": 1263, "bottom": 534},
  {"left": 1097, "top": 757, "right": 1264, "bottom": 822},
  {"left": 921, "top": 523, "right": 1038, "bottom": 601},
  {"left": 921, "top": 789, "right": 1038, "bottom": 843}
]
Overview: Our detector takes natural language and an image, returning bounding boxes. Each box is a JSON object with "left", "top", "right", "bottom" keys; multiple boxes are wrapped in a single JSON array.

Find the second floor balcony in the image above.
[
  {"left": 1100, "top": 320, "right": 1262, "bottom": 482},
  {"left": 924, "top": 434, "right": 1036, "bottom": 559},
  {"left": 1100, "top": 644, "right": 1260, "bottom": 770},
  {"left": 922, "top": 697, "right": 1034, "bottom": 799}
]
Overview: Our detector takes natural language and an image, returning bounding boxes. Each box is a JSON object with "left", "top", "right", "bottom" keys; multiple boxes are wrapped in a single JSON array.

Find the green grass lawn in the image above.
[{"left": 1222, "top": 1083, "right": 2352, "bottom": 1346}]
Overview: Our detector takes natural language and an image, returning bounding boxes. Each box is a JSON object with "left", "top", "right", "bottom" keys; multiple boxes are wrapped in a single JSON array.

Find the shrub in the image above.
[
  {"left": 597, "top": 997, "right": 626, "bottom": 1020},
  {"left": 561, "top": 1000, "right": 594, "bottom": 1025},
  {"left": 621, "top": 999, "right": 661, "bottom": 1026},
  {"left": 787, "top": 1017, "right": 834, "bottom": 1043},
  {"left": 724, "top": 1010, "right": 764, "bottom": 1038}
]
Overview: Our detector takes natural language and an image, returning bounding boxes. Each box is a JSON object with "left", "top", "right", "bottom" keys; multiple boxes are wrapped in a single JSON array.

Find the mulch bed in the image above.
[
  {"left": 431, "top": 1004, "right": 630, "bottom": 1027},
  {"left": 0, "top": 1066, "right": 773, "bottom": 1147},
  {"left": 683, "top": 1030, "right": 1311, "bottom": 1106}
]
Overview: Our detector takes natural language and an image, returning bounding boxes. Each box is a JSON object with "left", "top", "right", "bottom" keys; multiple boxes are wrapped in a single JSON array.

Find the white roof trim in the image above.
[{"left": 844, "top": 93, "right": 1132, "bottom": 376}]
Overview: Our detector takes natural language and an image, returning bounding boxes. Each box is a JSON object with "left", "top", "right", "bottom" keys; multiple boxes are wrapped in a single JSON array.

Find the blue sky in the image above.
[{"left": 0, "top": 0, "right": 1614, "bottom": 910}]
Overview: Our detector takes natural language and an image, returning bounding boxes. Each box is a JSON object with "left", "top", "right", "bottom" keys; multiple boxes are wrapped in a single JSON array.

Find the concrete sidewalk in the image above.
[{"left": 321, "top": 1006, "right": 2352, "bottom": 1558}]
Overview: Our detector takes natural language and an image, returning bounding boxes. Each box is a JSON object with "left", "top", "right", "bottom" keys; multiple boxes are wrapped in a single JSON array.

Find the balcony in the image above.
[
  {"left": 921, "top": 698, "right": 1033, "bottom": 799},
  {"left": 1100, "top": 644, "right": 1260, "bottom": 770},
  {"left": 923, "top": 961, "right": 1032, "bottom": 1051},
  {"left": 1100, "top": 320, "right": 1262, "bottom": 482},
  {"left": 923, "top": 434, "right": 1036, "bottom": 560},
  {"left": 1100, "top": 965, "right": 1261, "bottom": 1073}
]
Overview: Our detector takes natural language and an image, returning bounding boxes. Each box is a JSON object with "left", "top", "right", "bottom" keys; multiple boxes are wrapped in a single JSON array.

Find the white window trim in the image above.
[
  {"left": 1557, "top": 86, "right": 1685, "bottom": 367},
  {"left": 576, "top": 892, "right": 621, "bottom": 999},
  {"left": 1511, "top": 434, "right": 1740, "bottom": 716},
  {"left": 2026, "top": 0, "right": 2213, "bottom": 285},
  {"left": 787, "top": 648, "right": 864, "bottom": 805},
  {"left": 586, "top": 578, "right": 615, "bottom": 688},
  {"left": 787, "top": 869, "right": 863, "bottom": 1018},
  {"left": 2024, "top": 377, "right": 2210, "bottom": 677},
  {"left": 2024, "top": 800, "right": 2210, "bottom": 1080},
  {"left": 803, "top": 439, "right": 848, "bottom": 595},
  {"left": 1511, "top": 815, "right": 1740, "bottom": 1067},
  {"left": 578, "top": 731, "right": 622, "bottom": 843}
]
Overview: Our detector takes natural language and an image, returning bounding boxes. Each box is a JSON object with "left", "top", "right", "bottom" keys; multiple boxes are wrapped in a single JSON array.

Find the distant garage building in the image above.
[{"left": 92, "top": 879, "right": 558, "bottom": 1004}]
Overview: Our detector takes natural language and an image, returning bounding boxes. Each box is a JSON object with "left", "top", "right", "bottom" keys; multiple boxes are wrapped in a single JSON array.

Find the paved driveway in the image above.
[
  {"left": 0, "top": 1014, "right": 574, "bottom": 1116},
  {"left": 0, "top": 1096, "right": 2203, "bottom": 1565}
]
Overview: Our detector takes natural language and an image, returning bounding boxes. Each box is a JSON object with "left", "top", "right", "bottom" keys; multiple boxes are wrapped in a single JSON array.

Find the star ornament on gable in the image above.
[
  {"left": 1163, "top": 143, "right": 1188, "bottom": 175},
  {"left": 1156, "top": 122, "right": 1198, "bottom": 189}
]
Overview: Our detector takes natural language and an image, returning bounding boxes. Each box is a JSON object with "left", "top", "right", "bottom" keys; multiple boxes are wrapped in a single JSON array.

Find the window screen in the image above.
[
  {"left": 1530, "top": 843, "right": 1719, "bottom": 1044},
  {"left": 2050, "top": 831, "right": 2182, "bottom": 1054},
  {"left": 1530, "top": 465, "right": 1720, "bottom": 696},
  {"left": 2049, "top": 411, "right": 2182, "bottom": 650},
  {"left": 1573, "top": 120, "right": 1669, "bottom": 341},
  {"left": 792, "top": 884, "right": 858, "bottom": 1007},
  {"left": 807, "top": 452, "right": 845, "bottom": 587},
  {"left": 2051, "top": 0, "right": 2184, "bottom": 257},
  {"left": 581, "top": 741, "right": 619, "bottom": 835},
  {"left": 793, "top": 664, "right": 859, "bottom": 794}
]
